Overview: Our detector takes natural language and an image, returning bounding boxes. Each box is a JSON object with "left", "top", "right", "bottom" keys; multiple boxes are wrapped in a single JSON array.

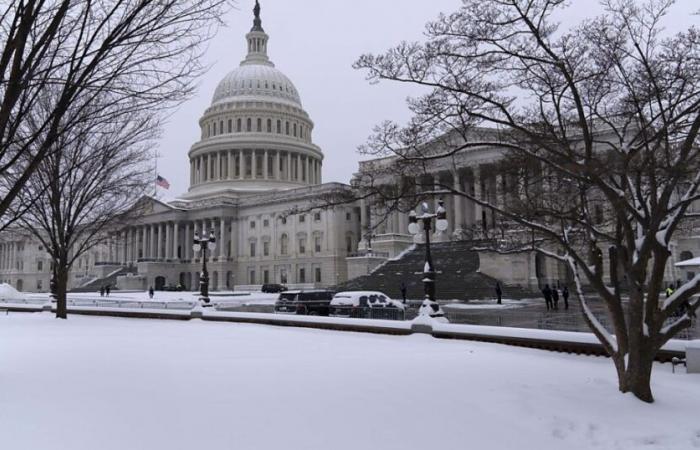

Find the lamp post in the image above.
[
  {"left": 408, "top": 200, "right": 448, "bottom": 319},
  {"left": 193, "top": 229, "right": 216, "bottom": 305}
]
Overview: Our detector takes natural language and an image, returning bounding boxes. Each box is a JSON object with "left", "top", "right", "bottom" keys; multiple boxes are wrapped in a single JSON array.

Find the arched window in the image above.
[
  {"left": 257, "top": 118, "right": 262, "bottom": 132},
  {"left": 285, "top": 121, "right": 290, "bottom": 135},
  {"left": 219, "top": 121, "right": 223, "bottom": 134},
  {"left": 237, "top": 118, "right": 242, "bottom": 132},
  {"left": 267, "top": 119, "right": 272, "bottom": 133},
  {"left": 247, "top": 118, "right": 252, "bottom": 132},
  {"left": 228, "top": 119, "right": 232, "bottom": 133},
  {"left": 280, "top": 234, "right": 288, "bottom": 255},
  {"left": 277, "top": 120, "right": 281, "bottom": 134},
  {"left": 293, "top": 123, "right": 297, "bottom": 137},
  {"left": 300, "top": 126, "right": 304, "bottom": 140}
]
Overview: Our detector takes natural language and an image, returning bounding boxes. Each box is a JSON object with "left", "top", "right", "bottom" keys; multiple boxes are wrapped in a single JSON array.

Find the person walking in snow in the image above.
[
  {"left": 495, "top": 281, "right": 502, "bottom": 305},
  {"left": 542, "top": 284, "right": 553, "bottom": 311},
  {"left": 105, "top": 285, "right": 111, "bottom": 296},
  {"left": 148, "top": 286, "right": 154, "bottom": 299},
  {"left": 562, "top": 286, "right": 570, "bottom": 310},
  {"left": 400, "top": 281, "right": 407, "bottom": 304},
  {"left": 99, "top": 286, "right": 105, "bottom": 297},
  {"left": 552, "top": 286, "right": 559, "bottom": 310}
]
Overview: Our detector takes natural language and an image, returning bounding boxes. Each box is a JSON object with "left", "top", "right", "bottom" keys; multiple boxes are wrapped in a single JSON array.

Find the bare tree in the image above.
[
  {"left": 15, "top": 96, "right": 154, "bottom": 319},
  {"left": 351, "top": 0, "right": 700, "bottom": 402},
  {"left": 0, "top": 0, "right": 233, "bottom": 228}
]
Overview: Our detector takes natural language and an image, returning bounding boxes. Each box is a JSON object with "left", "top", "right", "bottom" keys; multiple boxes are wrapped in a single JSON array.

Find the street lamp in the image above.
[
  {"left": 193, "top": 229, "right": 216, "bottom": 305},
  {"left": 408, "top": 200, "right": 448, "bottom": 320}
]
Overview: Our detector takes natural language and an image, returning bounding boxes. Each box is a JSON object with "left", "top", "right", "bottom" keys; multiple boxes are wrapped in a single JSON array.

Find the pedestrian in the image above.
[
  {"left": 665, "top": 284, "right": 674, "bottom": 298},
  {"left": 148, "top": 286, "right": 154, "bottom": 299},
  {"left": 542, "top": 284, "right": 552, "bottom": 311},
  {"left": 400, "top": 281, "right": 407, "bottom": 304},
  {"left": 562, "top": 286, "right": 570, "bottom": 310},
  {"left": 495, "top": 281, "right": 502, "bottom": 305},
  {"left": 105, "top": 284, "right": 111, "bottom": 296},
  {"left": 99, "top": 286, "right": 105, "bottom": 297},
  {"left": 552, "top": 286, "right": 559, "bottom": 310}
]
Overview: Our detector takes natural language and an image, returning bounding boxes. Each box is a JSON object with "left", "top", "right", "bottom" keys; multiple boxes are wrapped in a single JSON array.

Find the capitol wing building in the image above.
[{"left": 1, "top": 3, "right": 698, "bottom": 295}]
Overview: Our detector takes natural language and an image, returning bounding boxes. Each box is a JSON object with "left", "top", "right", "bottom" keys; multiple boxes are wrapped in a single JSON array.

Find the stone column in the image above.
[
  {"left": 173, "top": 223, "right": 179, "bottom": 261},
  {"left": 149, "top": 225, "right": 155, "bottom": 259},
  {"left": 275, "top": 151, "right": 281, "bottom": 180},
  {"left": 453, "top": 171, "right": 464, "bottom": 234},
  {"left": 263, "top": 150, "right": 269, "bottom": 180},
  {"left": 165, "top": 223, "right": 171, "bottom": 260},
  {"left": 184, "top": 223, "right": 191, "bottom": 260},
  {"left": 229, "top": 150, "right": 235, "bottom": 180},
  {"left": 122, "top": 231, "right": 128, "bottom": 264},
  {"left": 296, "top": 155, "right": 301, "bottom": 182},
  {"left": 250, "top": 149, "right": 256, "bottom": 179},
  {"left": 308, "top": 157, "right": 313, "bottom": 184},
  {"left": 287, "top": 152, "right": 292, "bottom": 180},
  {"left": 359, "top": 197, "right": 368, "bottom": 247},
  {"left": 473, "top": 166, "right": 483, "bottom": 229},
  {"left": 240, "top": 150, "right": 246, "bottom": 179},
  {"left": 220, "top": 218, "right": 226, "bottom": 260}
]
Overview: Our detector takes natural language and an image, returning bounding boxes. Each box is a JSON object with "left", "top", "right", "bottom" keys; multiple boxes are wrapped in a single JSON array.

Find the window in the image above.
[
  {"left": 346, "top": 212, "right": 351, "bottom": 221},
  {"left": 249, "top": 270, "right": 256, "bottom": 284},
  {"left": 250, "top": 242, "right": 256, "bottom": 257},
  {"left": 207, "top": 123, "right": 211, "bottom": 137},
  {"left": 299, "top": 215, "right": 305, "bottom": 223},
  {"left": 250, "top": 221, "right": 256, "bottom": 229},
  {"left": 299, "top": 268, "right": 306, "bottom": 283},
  {"left": 257, "top": 118, "right": 262, "bottom": 132},
  {"left": 263, "top": 241, "right": 270, "bottom": 257},
  {"left": 263, "top": 219, "right": 270, "bottom": 227},
  {"left": 237, "top": 118, "right": 242, "bottom": 132},
  {"left": 285, "top": 121, "right": 290, "bottom": 135},
  {"left": 247, "top": 118, "right": 252, "bottom": 132},
  {"left": 315, "top": 267, "right": 322, "bottom": 283},
  {"left": 299, "top": 238, "right": 306, "bottom": 254},
  {"left": 219, "top": 121, "right": 223, "bottom": 134},
  {"left": 277, "top": 120, "right": 281, "bottom": 134},
  {"left": 37, "top": 279, "right": 43, "bottom": 290},
  {"left": 314, "top": 212, "right": 321, "bottom": 222},
  {"left": 293, "top": 123, "right": 297, "bottom": 137},
  {"left": 300, "top": 126, "right": 304, "bottom": 139},
  {"left": 346, "top": 236, "right": 353, "bottom": 253},
  {"left": 38, "top": 245, "right": 43, "bottom": 251},
  {"left": 263, "top": 270, "right": 270, "bottom": 284},
  {"left": 280, "top": 234, "right": 288, "bottom": 255},
  {"left": 281, "top": 217, "right": 287, "bottom": 225},
  {"left": 228, "top": 119, "right": 232, "bottom": 133},
  {"left": 280, "top": 269, "right": 288, "bottom": 284},
  {"left": 37, "top": 261, "right": 43, "bottom": 271},
  {"left": 267, "top": 119, "right": 272, "bottom": 133},
  {"left": 314, "top": 236, "right": 321, "bottom": 253}
]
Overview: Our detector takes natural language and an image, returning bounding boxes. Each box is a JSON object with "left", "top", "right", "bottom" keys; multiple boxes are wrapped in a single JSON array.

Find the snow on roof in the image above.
[{"left": 675, "top": 257, "right": 700, "bottom": 267}]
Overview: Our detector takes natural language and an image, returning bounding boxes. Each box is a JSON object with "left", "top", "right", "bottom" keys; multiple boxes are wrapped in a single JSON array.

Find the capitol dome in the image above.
[
  {"left": 212, "top": 64, "right": 302, "bottom": 107},
  {"left": 185, "top": 0, "right": 323, "bottom": 199}
]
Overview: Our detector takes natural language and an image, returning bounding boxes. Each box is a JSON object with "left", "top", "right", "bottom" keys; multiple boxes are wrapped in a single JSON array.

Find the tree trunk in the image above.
[
  {"left": 615, "top": 346, "right": 655, "bottom": 403},
  {"left": 55, "top": 266, "right": 69, "bottom": 320}
]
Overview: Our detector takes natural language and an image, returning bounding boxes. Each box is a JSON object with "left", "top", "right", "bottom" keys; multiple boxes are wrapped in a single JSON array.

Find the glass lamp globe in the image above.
[
  {"left": 192, "top": 243, "right": 202, "bottom": 253},
  {"left": 208, "top": 241, "right": 216, "bottom": 251},
  {"left": 436, "top": 218, "right": 449, "bottom": 232},
  {"left": 408, "top": 222, "right": 419, "bottom": 235}
]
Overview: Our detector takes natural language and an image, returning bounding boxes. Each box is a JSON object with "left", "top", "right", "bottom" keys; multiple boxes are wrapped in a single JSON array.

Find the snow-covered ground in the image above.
[
  {"left": 20, "top": 290, "right": 280, "bottom": 307},
  {"left": 0, "top": 314, "right": 698, "bottom": 450}
]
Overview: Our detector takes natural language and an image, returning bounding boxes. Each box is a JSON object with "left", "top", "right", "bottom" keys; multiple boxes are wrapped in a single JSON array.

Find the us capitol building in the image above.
[{"left": 0, "top": 3, "right": 697, "bottom": 294}]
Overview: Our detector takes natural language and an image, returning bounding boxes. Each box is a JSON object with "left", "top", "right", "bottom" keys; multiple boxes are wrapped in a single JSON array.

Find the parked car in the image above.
[
  {"left": 261, "top": 283, "right": 287, "bottom": 293},
  {"left": 329, "top": 291, "right": 405, "bottom": 320},
  {"left": 274, "top": 290, "right": 335, "bottom": 316}
]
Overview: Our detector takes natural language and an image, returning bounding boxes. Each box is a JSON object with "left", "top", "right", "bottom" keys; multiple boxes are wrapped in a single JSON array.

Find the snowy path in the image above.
[{"left": 0, "top": 314, "right": 698, "bottom": 450}]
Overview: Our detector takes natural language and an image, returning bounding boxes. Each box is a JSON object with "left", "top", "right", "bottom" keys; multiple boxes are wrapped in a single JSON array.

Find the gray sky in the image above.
[{"left": 157, "top": 0, "right": 698, "bottom": 197}]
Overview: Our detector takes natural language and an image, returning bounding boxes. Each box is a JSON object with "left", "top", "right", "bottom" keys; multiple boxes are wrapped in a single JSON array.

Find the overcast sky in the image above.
[{"left": 157, "top": 0, "right": 698, "bottom": 197}]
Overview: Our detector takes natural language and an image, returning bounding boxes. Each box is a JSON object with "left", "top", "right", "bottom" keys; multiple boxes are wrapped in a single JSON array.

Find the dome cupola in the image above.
[{"left": 185, "top": 1, "right": 324, "bottom": 200}]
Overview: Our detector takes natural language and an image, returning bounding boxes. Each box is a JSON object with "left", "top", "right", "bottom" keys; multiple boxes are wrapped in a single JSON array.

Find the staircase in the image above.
[
  {"left": 70, "top": 266, "right": 136, "bottom": 293},
  {"left": 338, "top": 241, "right": 531, "bottom": 301}
]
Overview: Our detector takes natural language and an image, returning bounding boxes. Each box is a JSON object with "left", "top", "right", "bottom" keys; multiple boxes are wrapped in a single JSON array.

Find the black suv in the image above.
[
  {"left": 274, "top": 290, "right": 335, "bottom": 316},
  {"left": 261, "top": 284, "right": 288, "bottom": 293}
]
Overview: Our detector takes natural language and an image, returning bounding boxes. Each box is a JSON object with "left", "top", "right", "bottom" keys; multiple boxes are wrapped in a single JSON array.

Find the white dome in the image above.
[{"left": 212, "top": 64, "right": 302, "bottom": 107}]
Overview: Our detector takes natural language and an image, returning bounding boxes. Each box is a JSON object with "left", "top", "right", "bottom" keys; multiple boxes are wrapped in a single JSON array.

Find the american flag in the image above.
[{"left": 156, "top": 175, "right": 170, "bottom": 190}]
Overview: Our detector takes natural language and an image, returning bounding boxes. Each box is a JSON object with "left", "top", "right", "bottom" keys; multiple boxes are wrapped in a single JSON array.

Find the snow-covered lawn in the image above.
[
  {"left": 1, "top": 314, "right": 698, "bottom": 450},
  {"left": 20, "top": 290, "right": 280, "bottom": 307}
]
